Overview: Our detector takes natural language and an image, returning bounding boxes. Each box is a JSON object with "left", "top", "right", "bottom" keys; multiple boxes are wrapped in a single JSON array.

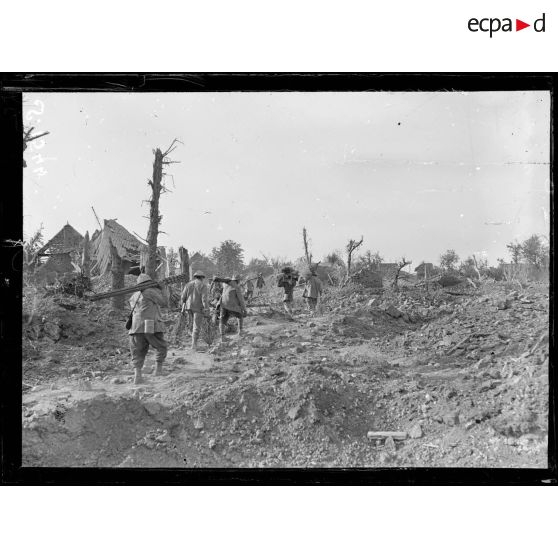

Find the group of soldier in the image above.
[{"left": 127, "top": 265, "right": 322, "bottom": 385}]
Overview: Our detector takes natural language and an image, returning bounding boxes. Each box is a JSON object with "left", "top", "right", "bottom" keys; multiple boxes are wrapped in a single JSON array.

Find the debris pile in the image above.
[{"left": 22, "top": 280, "right": 549, "bottom": 468}]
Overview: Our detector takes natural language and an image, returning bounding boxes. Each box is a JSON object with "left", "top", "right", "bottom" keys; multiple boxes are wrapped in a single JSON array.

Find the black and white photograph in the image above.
[{"left": 10, "top": 82, "right": 551, "bottom": 471}]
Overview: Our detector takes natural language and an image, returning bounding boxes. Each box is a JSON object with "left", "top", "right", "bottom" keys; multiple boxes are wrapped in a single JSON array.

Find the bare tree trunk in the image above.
[
  {"left": 345, "top": 236, "right": 364, "bottom": 281},
  {"left": 471, "top": 255, "right": 482, "bottom": 282},
  {"left": 146, "top": 148, "right": 164, "bottom": 278},
  {"left": 82, "top": 231, "right": 91, "bottom": 278},
  {"left": 392, "top": 258, "right": 411, "bottom": 288},
  {"left": 302, "top": 227, "right": 312, "bottom": 266},
  {"left": 110, "top": 239, "right": 124, "bottom": 310}
]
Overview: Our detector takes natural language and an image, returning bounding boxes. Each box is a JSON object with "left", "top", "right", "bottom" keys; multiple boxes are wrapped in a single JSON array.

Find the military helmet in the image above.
[{"left": 193, "top": 270, "right": 206, "bottom": 278}]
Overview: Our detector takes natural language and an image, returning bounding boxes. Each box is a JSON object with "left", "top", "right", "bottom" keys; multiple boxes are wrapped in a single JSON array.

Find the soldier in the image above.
[
  {"left": 210, "top": 275, "right": 223, "bottom": 301},
  {"left": 128, "top": 273, "right": 169, "bottom": 385},
  {"left": 302, "top": 267, "right": 323, "bottom": 316},
  {"left": 181, "top": 270, "right": 210, "bottom": 351},
  {"left": 256, "top": 272, "right": 265, "bottom": 292},
  {"left": 244, "top": 277, "right": 255, "bottom": 303},
  {"left": 209, "top": 275, "right": 224, "bottom": 326},
  {"left": 277, "top": 266, "right": 299, "bottom": 318},
  {"left": 219, "top": 274, "right": 247, "bottom": 342}
]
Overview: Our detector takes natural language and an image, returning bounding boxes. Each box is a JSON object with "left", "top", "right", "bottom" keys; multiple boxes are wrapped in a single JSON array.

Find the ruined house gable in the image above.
[{"left": 38, "top": 223, "right": 84, "bottom": 256}]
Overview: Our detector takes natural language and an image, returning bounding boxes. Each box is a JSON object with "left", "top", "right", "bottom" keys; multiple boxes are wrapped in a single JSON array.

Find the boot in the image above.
[
  {"left": 153, "top": 362, "right": 165, "bottom": 377},
  {"left": 191, "top": 335, "right": 199, "bottom": 351},
  {"left": 133, "top": 366, "right": 143, "bottom": 385}
]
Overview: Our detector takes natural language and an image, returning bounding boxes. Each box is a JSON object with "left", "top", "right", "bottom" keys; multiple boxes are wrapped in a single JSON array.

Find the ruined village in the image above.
[{"left": 20, "top": 99, "right": 549, "bottom": 470}]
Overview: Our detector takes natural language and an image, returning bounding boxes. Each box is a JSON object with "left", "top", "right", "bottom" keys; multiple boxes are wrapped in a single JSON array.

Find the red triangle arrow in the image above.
[{"left": 516, "top": 19, "right": 530, "bottom": 31}]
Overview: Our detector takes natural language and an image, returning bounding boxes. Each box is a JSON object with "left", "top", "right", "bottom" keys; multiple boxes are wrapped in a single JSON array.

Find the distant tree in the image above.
[
  {"left": 260, "top": 254, "right": 294, "bottom": 273},
  {"left": 325, "top": 251, "right": 345, "bottom": 267},
  {"left": 506, "top": 241, "right": 523, "bottom": 264},
  {"left": 521, "top": 234, "right": 547, "bottom": 269},
  {"left": 355, "top": 249, "right": 383, "bottom": 271},
  {"left": 460, "top": 255, "right": 487, "bottom": 280},
  {"left": 245, "top": 257, "right": 274, "bottom": 278},
  {"left": 439, "top": 249, "right": 460, "bottom": 272},
  {"left": 190, "top": 251, "right": 218, "bottom": 278},
  {"left": 211, "top": 240, "right": 245, "bottom": 276}
]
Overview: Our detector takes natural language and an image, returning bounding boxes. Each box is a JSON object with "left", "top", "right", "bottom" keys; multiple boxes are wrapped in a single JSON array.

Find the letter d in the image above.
[{"left": 534, "top": 13, "right": 545, "bottom": 32}]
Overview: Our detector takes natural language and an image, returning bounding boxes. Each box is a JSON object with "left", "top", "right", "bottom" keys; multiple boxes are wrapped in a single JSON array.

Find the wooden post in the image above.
[
  {"left": 110, "top": 239, "right": 124, "bottom": 310},
  {"left": 158, "top": 246, "right": 168, "bottom": 279},
  {"left": 167, "top": 248, "right": 176, "bottom": 277},
  {"left": 179, "top": 246, "right": 190, "bottom": 282}
]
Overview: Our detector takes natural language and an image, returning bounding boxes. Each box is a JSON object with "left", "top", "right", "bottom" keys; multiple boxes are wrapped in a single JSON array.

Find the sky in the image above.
[{"left": 23, "top": 90, "right": 550, "bottom": 267}]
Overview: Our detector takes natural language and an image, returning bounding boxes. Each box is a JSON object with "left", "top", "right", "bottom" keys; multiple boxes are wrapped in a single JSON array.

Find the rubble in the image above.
[{"left": 21, "top": 279, "right": 549, "bottom": 468}]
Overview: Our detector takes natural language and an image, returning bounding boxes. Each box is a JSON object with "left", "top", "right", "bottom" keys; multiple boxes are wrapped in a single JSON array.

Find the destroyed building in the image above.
[
  {"left": 92, "top": 219, "right": 146, "bottom": 276},
  {"left": 35, "top": 223, "right": 84, "bottom": 281},
  {"left": 414, "top": 262, "right": 434, "bottom": 278}
]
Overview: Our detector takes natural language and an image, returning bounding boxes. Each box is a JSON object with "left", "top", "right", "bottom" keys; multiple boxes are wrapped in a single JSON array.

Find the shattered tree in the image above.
[
  {"left": 145, "top": 140, "right": 181, "bottom": 279},
  {"left": 23, "top": 127, "right": 50, "bottom": 168},
  {"left": 345, "top": 236, "right": 364, "bottom": 279},
  {"left": 302, "top": 227, "right": 312, "bottom": 266},
  {"left": 392, "top": 257, "right": 412, "bottom": 288}
]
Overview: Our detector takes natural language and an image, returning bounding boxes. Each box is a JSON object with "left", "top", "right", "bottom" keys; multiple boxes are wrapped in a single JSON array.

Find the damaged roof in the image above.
[
  {"left": 93, "top": 219, "right": 146, "bottom": 275},
  {"left": 38, "top": 223, "right": 84, "bottom": 256}
]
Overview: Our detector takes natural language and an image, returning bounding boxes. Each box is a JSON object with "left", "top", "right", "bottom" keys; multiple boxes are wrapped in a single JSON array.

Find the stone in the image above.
[
  {"left": 385, "top": 305, "right": 403, "bottom": 319},
  {"left": 208, "top": 438, "right": 216, "bottom": 449},
  {"left": 442, "top": 412, "right": 459, "bottom": 426},
  {"left": 288, "top": 404, "right": 302, "bottom": 420},
  {"left": 251, "top": 335, "right": 267, "bottom": 347},
  {"left": 241, "top": 369, "right": 257, "bottom": 380},
  {"left": 496, "top": 299, "right": 512, "bottom": 311},
  {"left": 408, "top": 423, "right": 423, "bottom": 439},
  {"left": 384, "top": 436, "right": 396, "bottom": 452},
  {"left": 111, "top": 377, "right": 125, "bottom": 384},
  {"left": 194, "top": 418, "right": 204, "bottom": 430},
  {"left": 174, "top": 357, "right": 188, "bottom": 365},
  {"left": 143, "top": 401, "right": 162, "bottom": 416},
  {"left": 43, "top": 321, "right": 62, "bottom": 341}
]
